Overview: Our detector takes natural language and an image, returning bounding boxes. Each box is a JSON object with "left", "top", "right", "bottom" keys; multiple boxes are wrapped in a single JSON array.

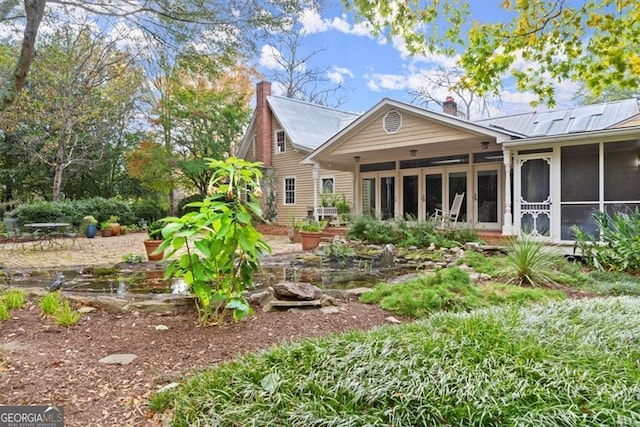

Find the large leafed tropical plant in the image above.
[{"left": 158, "top": 157, "right": 271, "bottom": 325}]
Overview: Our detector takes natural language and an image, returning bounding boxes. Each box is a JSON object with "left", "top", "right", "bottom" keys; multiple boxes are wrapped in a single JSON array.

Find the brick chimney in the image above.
[
  {"left": 255, "top": 81, "right": 273, "bottom": 166},
  {"left": 443, "top": 96, "right": 458, "bottom": 116}
]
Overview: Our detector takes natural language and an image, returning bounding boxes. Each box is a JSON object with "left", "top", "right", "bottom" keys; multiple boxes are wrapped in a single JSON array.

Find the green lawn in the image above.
[{"left": 152, "top": 297, "right": 640, "bottom": 426}]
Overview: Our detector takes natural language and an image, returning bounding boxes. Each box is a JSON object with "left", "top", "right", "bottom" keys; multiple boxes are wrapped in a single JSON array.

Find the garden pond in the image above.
[{"left": 0, "top": 244, "right": 451, "bottom": 297}]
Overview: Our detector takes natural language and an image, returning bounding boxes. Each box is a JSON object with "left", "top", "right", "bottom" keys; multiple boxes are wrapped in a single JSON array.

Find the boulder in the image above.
[{"left": 272, "top": 282, "right": 323, "bottom": 301}]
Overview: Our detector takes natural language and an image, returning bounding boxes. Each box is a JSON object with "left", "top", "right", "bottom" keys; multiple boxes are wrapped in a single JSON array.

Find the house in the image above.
[
  {"left": 240, "top": 81, "right": 640, "bottom": 244},
  {"left": 238, "top": 81, "right": 359, "bottom": 224}
]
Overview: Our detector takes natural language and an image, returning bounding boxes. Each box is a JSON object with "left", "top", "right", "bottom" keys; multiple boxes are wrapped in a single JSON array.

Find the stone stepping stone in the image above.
[
  {"left": 1, "top": 341, "right": 30, "bottom": 352},
  {"left": 99, "top": 353, "right": 137, "bottom": 365}
]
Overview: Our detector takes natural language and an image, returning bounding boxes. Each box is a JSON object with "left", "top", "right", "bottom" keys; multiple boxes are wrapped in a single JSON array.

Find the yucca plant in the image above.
[{"left": 501, "top": 234, "right": 563, "bottom": 286}]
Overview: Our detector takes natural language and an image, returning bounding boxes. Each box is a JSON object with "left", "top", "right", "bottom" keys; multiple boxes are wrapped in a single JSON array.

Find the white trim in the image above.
[
  {"left": 301, "top": 98, "right": 515, "bottom": 165},
  {"left": 502, "top": 125, "right": 640, "bottom": 148},
  {"left": 383, "top": 110, "right": 402, "bottom": 134},
  {"left": 283, "top": 176, "right": 296, "bottom": 205},
  {"left": 320, "top": 176, "right": 335, "bottom": 194}
]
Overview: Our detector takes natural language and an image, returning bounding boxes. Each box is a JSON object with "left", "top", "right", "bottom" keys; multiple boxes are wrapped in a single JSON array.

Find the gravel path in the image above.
[{"left": 0, "top": 232, "right": 301, "bottom": 269}]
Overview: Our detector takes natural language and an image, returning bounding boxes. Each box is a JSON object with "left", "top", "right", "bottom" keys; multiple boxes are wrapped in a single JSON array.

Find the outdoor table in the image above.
[{"left": 24, "top": 222, "right": 71, "bottom": 249}]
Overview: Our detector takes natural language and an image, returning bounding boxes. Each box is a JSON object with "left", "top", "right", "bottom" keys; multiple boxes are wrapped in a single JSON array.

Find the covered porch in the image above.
[{"left": 302, "top": 100, "right": 516, "bottom": 236}]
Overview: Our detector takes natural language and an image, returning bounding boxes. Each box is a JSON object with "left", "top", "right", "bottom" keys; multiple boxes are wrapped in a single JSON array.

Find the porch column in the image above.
[
  {"left": 354, "top": 165, "right": 360, "bottom": 215},
  {"left": 312, "top": 164, "right": 319, "bottom": 221},
  {"left": 502, "top": 147, "right": 513, "bottom": 235}
]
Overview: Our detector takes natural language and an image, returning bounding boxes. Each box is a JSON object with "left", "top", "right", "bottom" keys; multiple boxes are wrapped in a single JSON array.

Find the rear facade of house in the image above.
[{"left": 241, "top": 81, "right": 640, "bottom": 244}]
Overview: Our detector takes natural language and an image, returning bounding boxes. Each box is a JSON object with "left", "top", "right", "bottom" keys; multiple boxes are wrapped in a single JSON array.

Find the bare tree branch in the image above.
[{"left": 410, "top": 66, "right": 499, "bottom": 120}]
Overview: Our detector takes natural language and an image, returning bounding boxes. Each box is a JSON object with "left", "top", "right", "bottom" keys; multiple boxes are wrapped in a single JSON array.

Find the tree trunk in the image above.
[
  {"left": 52, "top": 137, "right": 65, "bottom": 201},
  {"left": 0, "top": 0, "right": 46, "bottom": 111}
]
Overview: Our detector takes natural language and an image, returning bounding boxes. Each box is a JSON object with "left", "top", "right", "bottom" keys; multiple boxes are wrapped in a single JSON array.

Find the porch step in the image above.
[{"left": 476, "top": 231, "right": 510, "bottom": 246}]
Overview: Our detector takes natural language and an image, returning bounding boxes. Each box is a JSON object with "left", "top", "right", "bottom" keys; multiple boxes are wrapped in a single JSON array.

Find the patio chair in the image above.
[
  {"left": 55, "top": 216, "right": 80, "bottom": 248},
  {"left": 431, "top": 192, "right": 465, "bottom": 229},
  {"left": 2, "top": 217, "right": 39, "bottom": 250}
]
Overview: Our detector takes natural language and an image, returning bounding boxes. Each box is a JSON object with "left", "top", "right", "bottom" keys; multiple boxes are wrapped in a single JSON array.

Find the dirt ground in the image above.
[{"left": 0, "top": 227, "right": 402, "bottom": 426}]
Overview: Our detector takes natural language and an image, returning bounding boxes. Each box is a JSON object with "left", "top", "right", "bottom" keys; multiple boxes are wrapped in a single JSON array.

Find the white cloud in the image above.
[
  {"left": 259, "top": 45, "right": 283, "bottom": 70},
  {"left": 391, "top": 35, "right": 459, "bottom": 67},
  {"left": 298, "top": 8, "right": 329, "bottom": 34},
  {"left": 271, "top": 81, "right": 286, "bottom": 97},
  {"left": 298, "top": 8, "right": 373, "bottom": 37},
  {"left": 327, "top": 66, "right": 354, "bottom": 84},
  {"left": 366, "top": 73, "right": 408, "bottom": 92}
]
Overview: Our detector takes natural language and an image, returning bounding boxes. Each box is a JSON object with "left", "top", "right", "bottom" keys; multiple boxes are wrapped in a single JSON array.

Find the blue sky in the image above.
[{"left": 255, "top": 1, "right": 580, "bottom": 118}]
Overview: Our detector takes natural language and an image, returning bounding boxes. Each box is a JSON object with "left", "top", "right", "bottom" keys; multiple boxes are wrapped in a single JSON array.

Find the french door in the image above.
[
  {"left": 474, "top": 166, "right": 500, "bottom": 229},
  {"left": 401, "top": 167, "right": 468, "bottom": 221}
]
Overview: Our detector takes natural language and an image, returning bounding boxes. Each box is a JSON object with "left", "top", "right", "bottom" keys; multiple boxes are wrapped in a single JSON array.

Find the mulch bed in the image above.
[{"left": 0, "top": 297, "right": 402, "bottom": 426}]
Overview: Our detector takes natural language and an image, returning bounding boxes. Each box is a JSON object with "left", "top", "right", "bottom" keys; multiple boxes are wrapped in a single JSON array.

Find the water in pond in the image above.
[{"left": 5, "top": 264, "right": 413, "bottom": 297}]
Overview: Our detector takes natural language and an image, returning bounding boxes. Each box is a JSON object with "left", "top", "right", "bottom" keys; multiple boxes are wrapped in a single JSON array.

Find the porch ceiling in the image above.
[{"left": 312, "top": 136, "right": 499, "bottom": 171}]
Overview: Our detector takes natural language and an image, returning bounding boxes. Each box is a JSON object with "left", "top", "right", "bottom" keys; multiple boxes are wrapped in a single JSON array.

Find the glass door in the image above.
[
  {"left": 475, "top": 167, "right": 500, "bottom": 228},
  {"left": 361, "top": 178, "right": 376, "bottom": 217},
  {"left": 402, "top": 175, "right": 419, "bottom": 220},
  {"left": 448, "top": 171, "right": 467, "bottom": 222},
  {"left": 424, "top": 173, "right": 443, "bottom": 219},
  {"left": 381, "top": 176, "right": 395, "bottom": 220}
]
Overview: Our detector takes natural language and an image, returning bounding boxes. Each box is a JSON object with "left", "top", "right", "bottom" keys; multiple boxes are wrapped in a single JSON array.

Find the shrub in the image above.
[
  {"left": 131, "top": 198, "right": 167, "bottom": 223},
  {"left": 7, "top": 197, "right": 137, "bottom": 226},
  {"left": 361, "top": 267, "right": 481, "bottom": 317},
  {"left": 75, "top": 197, "right": 135, "bottom": 225},
  {"left": 346, "top": 215, "right": 402, "bottom": 245},
  {"left": 573, "top": 209, "right": 640, "bottom": 274},
  {"left": 7, "top": 200, "right": 75, "bottom": 224},
  {"left": 442, "top": 227, "right": 482, "bottom": 244},
  {"left": 397, "top": 219, "right": 438, "bottom": 248},
  {"left": 322, "top": 242, "right": 356, "bottom": 263},
  {"left": 501, "top": 234, "right": 564, "bottom": 286}
]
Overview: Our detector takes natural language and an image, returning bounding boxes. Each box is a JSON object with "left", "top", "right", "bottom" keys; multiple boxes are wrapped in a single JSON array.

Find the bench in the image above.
[{"left": 316, "top": 206, "right": 348, "bottom": 227}]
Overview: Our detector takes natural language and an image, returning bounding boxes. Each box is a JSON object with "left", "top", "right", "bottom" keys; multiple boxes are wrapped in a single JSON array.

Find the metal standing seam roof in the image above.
[
  {"left": 267, "top": 96, "right": 360, "bottom": 151},
  {"left": 476, "top": 98, "right": 640, "bottom": 137}
]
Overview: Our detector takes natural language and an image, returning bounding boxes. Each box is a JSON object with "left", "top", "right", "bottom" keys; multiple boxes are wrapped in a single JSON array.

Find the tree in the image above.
[
  {"left": 1, "top": 23, "right": 144, "bottom": 201},
  {"left": 145, "top": 49, "right": 256, "bottom": 202},
  {"left": 265, "top": 26, "right": 348, "bottom": 107},
  {"left": 573, "top": 82, "right": 640, "bottom": 105},
  {"left": 0, "top": 0, "right": 311, "bottom": 110},
  {"left": 411, "top": 66, "right": 496, "bottom": 119},
  {"left": 346, "top": 0, "right": 640, "bottom": 106},
  {"left": 125, "top": 140, "right": 173, "bottom": 195},
  {"left": 166, "top": 58, "right": 255, "bottom": 194}
]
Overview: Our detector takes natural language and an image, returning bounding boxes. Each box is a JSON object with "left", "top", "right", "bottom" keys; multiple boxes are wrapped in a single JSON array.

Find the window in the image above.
[
  {"left": 284, "top": 177, "right": 296, "bottom": 205},
  {"left": 321, "top": 177, "right": 334, "bottom": 194},
  {"left": 275, "top": 130, "right": 286, "bottom": 154},
  {"left": 604, "top": 140, "right": 640, "bottom": 201}
]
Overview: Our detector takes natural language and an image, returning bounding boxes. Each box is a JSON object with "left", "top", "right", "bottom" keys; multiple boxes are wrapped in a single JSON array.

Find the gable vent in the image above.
[{"left": 383, "top": 110, "right": 402, "bottom": 134}]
